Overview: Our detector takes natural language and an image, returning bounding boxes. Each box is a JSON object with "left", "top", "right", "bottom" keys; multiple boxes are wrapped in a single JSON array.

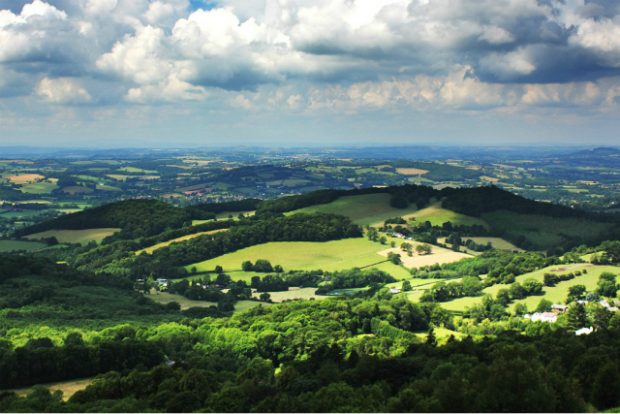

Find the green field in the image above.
[
  {"left": 0, "top": 239, "right": 47, "bottom": 252},
  {"left": 6, "top": 378, "right": 94, "bottom": 401},
  {"left": 146, "top": 291, "right": 216, "bottom": 310},
  {"left": 289, "top": 193, "right": 420, "bottom": 226},
  {"left": 439, "top": 264, "right": 620, "bottom": 313},
  {"left": 253, "top": 288, "right": 327, "bottom": 302},
  {"left": 407, "top": 203, "right": 489, "bottom": 228},
  {"left": 118, "top": 166, "right": 157, "bottom": 174},
  {"left": 185, "top": 238, "right": 388, "bottom": 274},
  {"left": 25, "top": 228, "right": 120, "bottom": 245},
  {"left": 19, "top": 180, "right": 58, "bottom": 194}
]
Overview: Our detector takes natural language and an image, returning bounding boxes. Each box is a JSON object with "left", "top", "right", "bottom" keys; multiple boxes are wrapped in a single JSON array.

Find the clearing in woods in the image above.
[
  {"left": 289, "top": 193, "right": 420, "bottom": 226},
  {"left": 24, "top": 228, "right": 120, "bottom": 245},
  {"left": 378, "top": 245, "right": 472, "bottom": 269},
  {"left": 6, "top": 378, "right": 94, "bottom": 401},
  {"left": 0, "top": 240, "right": 47, "bottom": 252}
]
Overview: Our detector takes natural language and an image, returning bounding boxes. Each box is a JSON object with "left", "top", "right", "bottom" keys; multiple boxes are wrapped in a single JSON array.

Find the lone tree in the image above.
[{"left": 416, "top": 244, "right": 432, "bottom": 255}]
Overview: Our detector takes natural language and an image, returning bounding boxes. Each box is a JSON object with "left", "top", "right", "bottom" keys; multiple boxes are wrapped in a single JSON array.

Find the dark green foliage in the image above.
[
  {"left": 18, "top": 199, "right": 194, "bottom": 240},
  {"left": 191, "top": 198, "right": 262, "bottom": 214}
]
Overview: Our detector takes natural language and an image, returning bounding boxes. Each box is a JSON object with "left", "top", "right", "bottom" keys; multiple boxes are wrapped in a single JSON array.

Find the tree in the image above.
[
  {"left": 379, "top": 236, "right": 387, "bottom": 245},
  {"left": 496, "top": 289, "right": 511, "bottom": 307},
  {"left": 214, "top": 265, "right": 223, "bottom": 274},
  {"left": 416, "top": 244, "right": 432, "bottom": 255},
  {"left": 388, "top": 252, "right": 401, "bottom": 265},
  {"left": 567, "top": 284, "right": 586, "bottom": 303},
  {"left": 426, "top": 327, "right": 437, "bottom": 346},
  {"left": 535, "top": 298, "right": 552, "bottom": 312},
  {"left": 596, "top": 272, "right": 618, "bottom": 298},
  {"left": 402, "top": 280, "right": 412, "bottom": 292},
  {"left": 567, "top": 303, "right": 588, "bottom": 330},
  {"left": 259, "top": 292, "right": 271, "bottom": 303},
  {"left": 254, "top": 260, "right": 274, "bottom": 273},
  {"left": 242, "top": 261, "right": 254, "bottom": 271}
]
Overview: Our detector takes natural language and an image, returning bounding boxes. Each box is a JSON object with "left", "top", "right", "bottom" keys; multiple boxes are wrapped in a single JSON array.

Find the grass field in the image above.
[
  {"left": 19, "top": 180, "right": 58, "bottom": 194},
  {"left": 146, "top": 291, "right": 216, "bottom": 310},
  {"left": 185, "top": 238, "right": 388, "bottom": 274},
  {"left": 439, "top": 264, "right": 620, "bottom": 313},
  {"left": 6, "top": 378, "right": 94, "bottom": 401},
  {"left": 290, "top": 193, "right": 420, "bottom": 226},
  {"left": 396, "top": 168, "right": 429, "bottom": 176},
  {"left": 25, "top": 228, "right": 120, "bottom": 245},
  {"left": 0, "top": 239, "right": 47, "bottom": 252},
  {"left": 6, "top": 173, "right": 45, "bottom": 185},
  {"left": 406, "top": 203, "right": 489, "bottom": 228},
  {"left": 437, "top": 236, "right": 523, "bottom": 253},
  {"left": 378, "top": 245, "right": 471, "bottom": 269},
  {"left": 136, "top": 229, "right": 229, "bottom": 255}
]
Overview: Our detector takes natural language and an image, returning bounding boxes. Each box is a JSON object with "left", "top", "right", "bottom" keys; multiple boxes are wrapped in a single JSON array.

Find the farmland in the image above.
[
  {"left": 378, "top": 245, "right": 472, "bottom": 269},
  {"left": 0, "top": 239, "right": 47, "bottom": 252},
  {"left": 136, "top": 229, "right": 229, "bottom": 255},
  {"left": 24, "top": 228, "right": 120, "bottom": 245},
  {"left": 185, "top": 238, "right": 389, "bottom": 276},
  {"left": 7, "top": 378, "right": 94, "bottom": 401},
  {"left": 290, "top": 193, "right": 420, "bottom": 225},
  {"left": 406, "top": 203, "right": 489, "bottom": 228}
]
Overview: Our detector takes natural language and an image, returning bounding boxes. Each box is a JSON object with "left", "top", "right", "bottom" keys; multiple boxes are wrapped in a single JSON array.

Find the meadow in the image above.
[
  {"left": 378, "top": 245, "right": 472, "bottom": 269},
  {"left": 185, "top": 238, "right": 389, "bottom": 275},
  {"left": 24, "top": 228, "right": 120, "bottom": 245},
  {"left": 7, "top": 378, "right": 94, "bottom": 401},
  {"left": 405, "top": 203, "right": 489, "bottom": 228},
  {"left": 290, "top": 193, "right": 420, "bottom": 226},
  {"left": 438, "top": 264, "right": 620, "bottom": 313}
]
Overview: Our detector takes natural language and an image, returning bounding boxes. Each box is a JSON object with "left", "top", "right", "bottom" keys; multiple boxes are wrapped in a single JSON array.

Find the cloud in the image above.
[{"left": 36, "top": 77, "right": 92, "bottom": 103}]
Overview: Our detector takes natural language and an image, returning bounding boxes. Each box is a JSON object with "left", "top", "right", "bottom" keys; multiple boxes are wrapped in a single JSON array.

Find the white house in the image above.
[{"left": 525, "top": 312, "right": 557, "bottom": 323}]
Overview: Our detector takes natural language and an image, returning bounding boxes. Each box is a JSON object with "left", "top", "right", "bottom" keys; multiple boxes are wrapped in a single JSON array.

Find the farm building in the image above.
[{"left": 525, "top": 312, "right": 558, "bottom": 323}]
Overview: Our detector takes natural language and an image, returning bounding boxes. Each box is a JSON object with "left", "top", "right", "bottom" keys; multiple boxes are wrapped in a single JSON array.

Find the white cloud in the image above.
[{"left": 36, "top": 77, "right": 92, "bottom": 103}]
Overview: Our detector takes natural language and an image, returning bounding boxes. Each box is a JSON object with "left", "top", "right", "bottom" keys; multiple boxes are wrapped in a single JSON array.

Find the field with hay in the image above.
[
  {"left": 136, "top": 229, "right": 229, "bottom": 255},
  {"left": 0, "top": 239, "right": 47, "bottom": 252}
]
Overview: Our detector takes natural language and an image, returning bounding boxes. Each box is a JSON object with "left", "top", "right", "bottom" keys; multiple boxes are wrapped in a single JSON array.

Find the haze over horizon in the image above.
[{"left": 1, "top": 0, "right": 620, "bottom": 147}]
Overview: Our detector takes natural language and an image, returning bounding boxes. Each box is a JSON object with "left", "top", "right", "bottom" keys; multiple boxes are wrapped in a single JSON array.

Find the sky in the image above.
[{"left": 0, "top": 0, "right": 620, "bottom": 147}]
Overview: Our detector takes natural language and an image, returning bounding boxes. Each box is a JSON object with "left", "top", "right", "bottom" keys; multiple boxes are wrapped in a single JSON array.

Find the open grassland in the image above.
[
  {"left": 481, "top": 210, "right": 611, "bottom": 250},
  {"left": 24, "top": 228, "right": 120, "bottom": 245},
  {"left": 7, "top": 378, "right": 94, "bottom": 401},
  {"left": 0, "top": 239, "right": 47, "bottom": 252},
  {"left": 19, "top": 179, "right": 58, "bottom": 194},
  {"left": 437, "top": 236, "right": 524, "bottom": 253},
  {"left": 118, "top": 166, "right": 157, "bottom": 174},
  {"left": 185, "top": 238, "right": 388, "bottom": 274},
  {"left": 378, "top": 245, "right": 472, "bottom": 269},
  {"left": 290, "top": 193, "right": 420, "bottom": 226},
  {"left": 136, "top": 229, "right": 229, "bottom": 255},
  {"left": 406, "top": 203, "right": 489, "bottom": 228},
  {"left": 369, "top": 261, "right": 413, "bottom": 279},
  {"left": 439, "top": 264, "right": 620, "bottom": 313}
]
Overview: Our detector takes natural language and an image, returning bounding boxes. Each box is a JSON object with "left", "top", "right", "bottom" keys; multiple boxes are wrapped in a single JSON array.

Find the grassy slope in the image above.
[
  {"left": 24, "top": 228, "right": 120, "bottom": 245},
  {"left": 185, "top": 238, "right": 388, "bottom": 275},
  {"left": 439, "top": 264, "right": 620, "bottom": 312},
  {"left": 406, "top": 202, "right": 489, "bottom": 228},
  {"left": 290, "top": 193, "right": 420, "bottom": 226}
]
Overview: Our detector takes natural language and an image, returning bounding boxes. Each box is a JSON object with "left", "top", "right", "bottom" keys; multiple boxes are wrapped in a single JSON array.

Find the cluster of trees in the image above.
[
  {"left": 543, "top": 270, "right": 583, "bottom": 287},
  {"left": 411, "top": 250, "right": 553, "bottom": 284},
  {"left": 6, "top": 316, "right": 620, "bottom": 412},
  {"left": 495, "top": 279, "right": 544, "bottom": 306},
  {"left": 316, "top": 269, "right": 396, "bottom": 295},
  {"left": 17, "top": 199, "right": 199, "bottom": 240},
  {"left": 420, "top": 276, "right": 484, "bottom": 302},
  {"left": 242, "top": 260, "right": 282, "bottom": 273}
]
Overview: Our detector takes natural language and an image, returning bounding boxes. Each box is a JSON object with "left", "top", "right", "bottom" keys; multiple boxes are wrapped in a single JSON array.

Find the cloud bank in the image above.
[{"left": 1, "top": 0, "right": 620, "bottom": 145}]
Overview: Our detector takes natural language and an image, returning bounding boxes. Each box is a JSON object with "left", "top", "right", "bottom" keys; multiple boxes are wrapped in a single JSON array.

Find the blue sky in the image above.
[{"left": 1, "top": 0, "right": 620, "bottom": 147}]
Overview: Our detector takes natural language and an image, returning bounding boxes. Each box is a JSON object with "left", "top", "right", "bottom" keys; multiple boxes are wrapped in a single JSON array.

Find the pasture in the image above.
[
  {"left": 290, "top": 193, "right": 420, "bottom": 226},
  {"left": 252, "top": 287, "right": 327, "bottom": 302},
  {"left": 437, "top": 236, "right": 523, "bottom": 253},
  {"left": 406, "top": 203, "right": 489, "bottom": 228},
  {"left": 185, "top": 238, "right": 389, "bottom": 275},
  {"left": 439, "top": 264, "right": 620, "bottom": 313},
  {"left": 378, "top": 245, "right": 472, "bottom": 269},
  {"left": 24, "top": 228, "right": 120, "bottom": 245},
  {"left": 136, "top": 229, "right": 229, "bottom": 255},
  {"left": 6, "top": 173, "right": 45, "bottom": 185},
  {"left": 146, "top": 291, "right": 216, "bottom": 310},
  {"left": 396, "top": 168, "right": 429, "bottom": 176},
  {"left": 19, "top": 179, "right": 58, "bottom": 194},
  {"left": 0, "top": 239, "right": 47, "bottom": 252}
]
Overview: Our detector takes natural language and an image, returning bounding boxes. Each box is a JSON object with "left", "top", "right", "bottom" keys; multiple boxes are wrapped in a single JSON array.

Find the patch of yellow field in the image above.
[
  {"left": 136, "top": 229, "right": 229, "bottom": 255},
  {"left": 480, "top": 175, "right": 500, "bottom": 183},
  {"left": 24, "top": 228, "right": 120, "bottom": 245},
  {"left": 7, "top": 173, "right": 45, "bottom": 184},
  {"left": 378, "top": 244, "right": 471, "bottom": 269},
  {"left": 252, "top": 287, "right": 328, "bottom": 303},
  {"left": 396, "top": 168, "right": 429, "bottom": 176},
  {"left": 8, "top": 378, "right": 93, "bottom": 401}
]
